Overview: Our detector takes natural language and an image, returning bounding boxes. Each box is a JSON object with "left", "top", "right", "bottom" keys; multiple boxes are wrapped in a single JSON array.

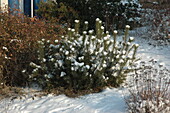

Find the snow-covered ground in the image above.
[
  {"left": 0, "top": 88, "right": 127, "bottom": 113},
  {"left": 0, "top": 30, "right": 170, "bottom": 113}
]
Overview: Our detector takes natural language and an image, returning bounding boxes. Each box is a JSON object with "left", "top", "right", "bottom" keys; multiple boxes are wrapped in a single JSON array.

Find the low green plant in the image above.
[{"left": 28, "top": 19, "right": 139, "bottom": 91}]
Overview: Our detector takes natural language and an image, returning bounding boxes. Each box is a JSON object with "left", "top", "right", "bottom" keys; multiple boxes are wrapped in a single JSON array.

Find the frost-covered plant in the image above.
[
  {"left": 56, "top": 0, "right": 141, "bottom": 30},
  {"left": 0, "top": 7, "right": 63, "bottom": 87},
  {"left": 28, "top": 19, "right": 139, "bottom": 91},
  {"left": 126, "top": 60, "right": 170, "bottom": 113},
  {"left": 140, "top": 7, "right": 170, "bottom": 45},
  {"left": 36, "top": 0, "right": 78, "bottom": 24}
]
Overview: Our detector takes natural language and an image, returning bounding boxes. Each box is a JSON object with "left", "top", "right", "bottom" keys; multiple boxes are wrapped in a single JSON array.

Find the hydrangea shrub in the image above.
[{"left": 27, "top": 19, "right": 139, "bottom": 90}]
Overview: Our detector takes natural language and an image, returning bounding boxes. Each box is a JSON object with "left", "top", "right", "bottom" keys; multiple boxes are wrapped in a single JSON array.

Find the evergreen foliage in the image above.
[
  {"left": 36, "top": 0, "right": 78, "bottom": 24},
  {"left": 56, "top": 0, "right": 141, "bottom": 30},
  {"left": 27, "top": 19, "right": 139, "bottom": 91}
]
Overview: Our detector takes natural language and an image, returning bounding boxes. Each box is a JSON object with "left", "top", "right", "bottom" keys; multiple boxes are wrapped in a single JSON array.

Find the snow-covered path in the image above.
[{"left": 0, "top": 35, "right": 170, "bottom": 113}]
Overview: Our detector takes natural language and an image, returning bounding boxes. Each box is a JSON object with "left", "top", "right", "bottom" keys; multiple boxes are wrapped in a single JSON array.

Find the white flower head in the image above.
[{"left": 68, "top": 28, "right": 71, "bottom": 31}]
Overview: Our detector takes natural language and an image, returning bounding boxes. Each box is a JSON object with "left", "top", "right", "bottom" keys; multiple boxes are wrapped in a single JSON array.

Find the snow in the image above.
[
  {"left": 1, "top": 28, "right": 170, "bottom": 113},
  {"left": 0, "top": 88, "right": 127, "bottom": 113}
]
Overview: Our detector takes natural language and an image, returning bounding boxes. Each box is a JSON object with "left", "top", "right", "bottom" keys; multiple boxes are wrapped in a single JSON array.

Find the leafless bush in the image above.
[
  {"left": 126, "top": 60, "right": 170, "bottom": 113},
  {"left": 140, "top": 6, "right": 170, "bottom": 45}
]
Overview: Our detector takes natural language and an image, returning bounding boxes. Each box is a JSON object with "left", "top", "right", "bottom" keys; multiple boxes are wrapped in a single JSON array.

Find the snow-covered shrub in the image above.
[
  {"left": 0, "top": 7, "right": 63, "bottom": 87},
  {"left": 56, "top": 0, "right": 141, "bottom": 30},
  {"left": 36, "top": 0, "right": 78, "bottom": 24},
  {"left": 140, "top": 7, "right": 170, "bottom": 45},
  {"left": 126, "top": 60, "right": 170, "bottom": 113},
  {"left": 28, "top": 19, "right": 139, "bottom": 91}
]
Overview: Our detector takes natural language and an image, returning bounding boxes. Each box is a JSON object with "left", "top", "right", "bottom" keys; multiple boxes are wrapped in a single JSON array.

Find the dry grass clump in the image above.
[{"left": 126, "top": 60, "right": 170, "bottom": 113}]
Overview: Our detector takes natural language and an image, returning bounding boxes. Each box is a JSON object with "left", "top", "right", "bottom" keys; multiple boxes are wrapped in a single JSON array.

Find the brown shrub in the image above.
[{"left": 0, "top": 7, "right": 64, "bottom": 87}]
